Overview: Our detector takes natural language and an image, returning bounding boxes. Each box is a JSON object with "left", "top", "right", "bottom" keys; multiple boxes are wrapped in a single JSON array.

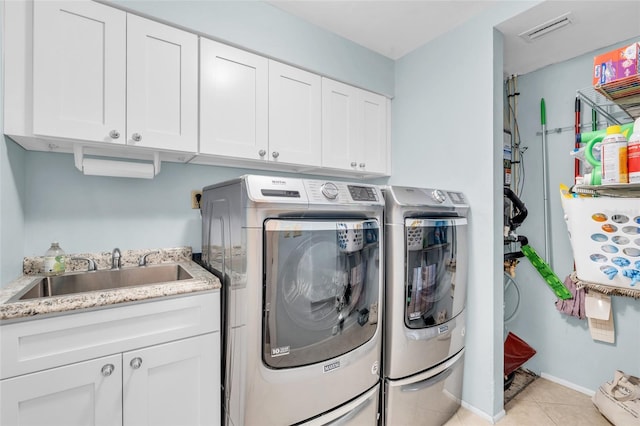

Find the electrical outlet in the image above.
[{"left": 191, "top": 190, "right": 202, "bottom": 209}]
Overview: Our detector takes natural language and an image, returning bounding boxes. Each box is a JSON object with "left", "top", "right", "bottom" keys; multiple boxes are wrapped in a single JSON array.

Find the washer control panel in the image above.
[
  {"left": 348, "top": 185, "right": 379, "bottom": 202},
  {"left": 305, "top": 180, "right": 382, "bottom": 205}
]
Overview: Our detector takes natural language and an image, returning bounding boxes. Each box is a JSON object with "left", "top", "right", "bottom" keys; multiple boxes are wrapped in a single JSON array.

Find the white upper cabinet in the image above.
[
  {"left": 200, "top": 38, "right": 268, "bottom": 159},
  {"left": 33, "top": 1, "right": 126, "bottom": 144},
  {"left": 322, "top": 78, "right": 390, "bottom": 175},
  {"left": 4, "top": 0, "right": 390, "bottom": 177},
  {"left": 30, "top": 1, "right": 197, "bottom": 153},
  {"left": 126, "top": 14, "right": 198, "bottom": 152},
  {"left": 268, "top": 60, "right": 322, "bottom": 167}
]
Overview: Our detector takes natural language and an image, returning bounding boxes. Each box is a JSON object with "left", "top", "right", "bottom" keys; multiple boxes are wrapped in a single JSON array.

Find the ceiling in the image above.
[{"left": 268, "top": 1, "right": 640, "bottom": 76}]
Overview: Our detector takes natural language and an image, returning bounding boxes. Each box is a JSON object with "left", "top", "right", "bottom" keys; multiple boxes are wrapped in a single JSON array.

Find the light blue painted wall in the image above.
[
  {"left": 391, "top": 1, "right": 539, "bottom": 418},
  {"left": 3, "top": 0, "right": 635, "bottom": 421},
  {"left": 107, "top": 0, "right": 395, "bottom": 96},
  {"left": 0, "top": 0, "right": 27, "bottom": 283},
  {"left": 505, "top": 38, "right": 640, "bottom": 393}
]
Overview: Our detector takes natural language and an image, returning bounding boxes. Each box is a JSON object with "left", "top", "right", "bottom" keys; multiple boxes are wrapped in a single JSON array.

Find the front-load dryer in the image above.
[
  {"left": 202, "top": 175, "right": 384, "bottom": 426},
  {"left": 381, "top": 186, "right": 469, "bottom": 426}
]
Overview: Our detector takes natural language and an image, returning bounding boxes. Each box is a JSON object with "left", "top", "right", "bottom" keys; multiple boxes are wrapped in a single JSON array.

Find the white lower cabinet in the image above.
[
  {"left": 0, "top": 334, "right": 218, "bottom": 426},
  {"left": 0, "top": 354, "right": 123, "bottom": 426},
  {"left": 0, "top": 293, "right": 221, "bottom": 426},
  {"left": 123, "top": 334, "right": 219, "bottom": 426}
]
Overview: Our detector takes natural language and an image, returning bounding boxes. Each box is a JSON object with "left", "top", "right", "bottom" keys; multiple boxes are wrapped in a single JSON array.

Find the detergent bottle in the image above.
[
  {"left": 628, "top": 117, "right": 640, "bottom": 183},
  {"left": 584, "top": 138, "right": 603, "bottom": 185},
  {"left": 600, "top": 125, "right": 628, "bottom": 184}
]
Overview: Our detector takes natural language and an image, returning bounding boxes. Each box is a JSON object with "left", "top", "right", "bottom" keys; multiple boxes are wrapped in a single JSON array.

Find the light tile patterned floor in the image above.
[{"left": 444, "top": 377, "right": 611, "bottom": 425}]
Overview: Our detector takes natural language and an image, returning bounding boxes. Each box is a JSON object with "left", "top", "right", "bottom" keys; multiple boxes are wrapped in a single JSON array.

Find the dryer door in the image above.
[
  {"left": 263, "top": 219, "right": 380, "bottom": 369},
  {"left": 404, "top": 218, "right": 467, "bottom": 329}
]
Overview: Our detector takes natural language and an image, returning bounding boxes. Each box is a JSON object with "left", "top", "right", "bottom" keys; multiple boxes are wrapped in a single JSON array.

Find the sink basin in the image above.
[{"left": 11, "top": 264, "right": 193, "bottom": 301}]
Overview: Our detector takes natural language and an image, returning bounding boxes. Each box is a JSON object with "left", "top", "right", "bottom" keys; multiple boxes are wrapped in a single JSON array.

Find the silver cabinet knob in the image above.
[
  {"left": 130, "top": 357, "right": 143, "bottom": 369},
  {"left": 350, "top": 162, "right": 357, "bottom": 167},
  {"left": 359, "top": 163, "right": 366, "bottom": 168},
  {"left": 109, "top": 130, "right": 120, "bottom": 139},
  {"left": 131, "top": 133, "right": 142, "bottom": 142},
  {"left": 101, "top": 364, "right": 115, "bottom": 377},
  {"left": 272, "top": 151, "right": 279, "bottom": 159},
  {"left": 258, "top": 149, "right": 266, "bottom": 157}
]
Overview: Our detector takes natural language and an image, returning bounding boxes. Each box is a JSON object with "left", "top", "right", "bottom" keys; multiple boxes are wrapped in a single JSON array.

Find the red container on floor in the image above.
[{"left": 504, "top": 332, "right": 537, "bottom": 376}]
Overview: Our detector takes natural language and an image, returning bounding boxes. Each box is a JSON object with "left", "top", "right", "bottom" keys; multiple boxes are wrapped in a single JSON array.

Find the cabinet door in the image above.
[
  {"left": 321, "top": 78, "right": 360, "bottom": 171},
  {"left": 359, "top": 90, "right": 390, "bottom": 174},
  {"left": 322, "top": 78, "right": 389, "bottom": 175},
  {"left": 0, "top": 354, "right": 122, "bottom": 426},
  {"left": 32, "top": 1, "right": 126, "bottom": 144},
  {"left": 200, "top": 39, "right": 268, "bottom": 159},
  {"left": 126, "top": 14, "right": 198, "bottom": 153},
  {"left": 123, "top": 333, "right": 220, "bottom": 426},
  {"left": 269, "top": 60, "right": 321, "bottom": 167}
]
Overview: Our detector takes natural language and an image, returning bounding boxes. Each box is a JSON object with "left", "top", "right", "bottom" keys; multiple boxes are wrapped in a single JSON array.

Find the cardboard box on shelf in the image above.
[{"left": 593, "top": 42, "right": 640, "bottom": 86}]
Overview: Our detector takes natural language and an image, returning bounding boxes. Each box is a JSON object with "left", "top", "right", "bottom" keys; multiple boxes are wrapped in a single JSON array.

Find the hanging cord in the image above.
[{"left": 506, "top": 75, "right": 527, "bottom": 197}]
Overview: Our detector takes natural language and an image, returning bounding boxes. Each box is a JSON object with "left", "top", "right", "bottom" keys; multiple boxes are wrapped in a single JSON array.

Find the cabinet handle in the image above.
[
  {"left": 359, "top": 163, "right": 366, "bottom": 168},
  {"left": 130, "top": 357, "right": 143, "bottom": 369},
  {"left": 131, "top": 133, "right": 142, "bottom": 142},
  {"left": 258, "top": 149, "right": 266, "bottom": 157},
  {"left": 350, "top": 162, "right": 357, "bottom": 167},
  {"left": 272, "top": 151, "right": 279, "bottom": 159},
  {"left": 101, "top": 364, "right": 115, "bottom": 377},
  {"left": 109, "top": 130, "right": 120, "bottom": 139}
]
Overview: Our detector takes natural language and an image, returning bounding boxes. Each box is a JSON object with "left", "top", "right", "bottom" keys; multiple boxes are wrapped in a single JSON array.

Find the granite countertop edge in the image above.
[{"left": 0, "top": 247, "right": 221, "bottom": 321}]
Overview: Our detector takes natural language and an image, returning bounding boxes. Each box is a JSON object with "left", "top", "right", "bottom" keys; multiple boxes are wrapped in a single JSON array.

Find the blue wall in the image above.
[
  {"left": 505, "top": 38, "right": 640, "bottom": 394},
  {"left": 390, "top": 1, "right": 537, "bottom": 418},
  {"left": 1, "top": 0, "right": 27, "bottom": 283},
  {"left": 3, "top": 0, "right": 636, "bottom": 421},
  {"left": 110, "top": 0, "right": 395, "bottom": 97}
]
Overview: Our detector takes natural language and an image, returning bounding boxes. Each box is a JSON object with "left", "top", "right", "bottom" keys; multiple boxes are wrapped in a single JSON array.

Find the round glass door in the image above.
[
  {"left": 263, "top": 219, "right": 380, "bottom": 369},
  {"left": 404, "top": 218, "right": 467, "bottom": 329}
]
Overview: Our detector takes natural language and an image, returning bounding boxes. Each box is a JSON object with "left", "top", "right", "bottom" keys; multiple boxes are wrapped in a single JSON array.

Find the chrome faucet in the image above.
[
  {"left": 111, "top": 248, "right": 121, "bottom": 269},
  {"left": 71, "top": 257, "right": 97, "bottom": 272},
  {"left": 138, "top": 250, "right": 159, "bottom": 266}
]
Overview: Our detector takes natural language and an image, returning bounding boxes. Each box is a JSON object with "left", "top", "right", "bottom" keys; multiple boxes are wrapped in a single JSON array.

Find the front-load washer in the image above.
[
  {"left": 201, "top": 175, "right": 384, "bottom": 426},
  {"left": 381, "top": 186, "right": 469, "bottom": 426}
]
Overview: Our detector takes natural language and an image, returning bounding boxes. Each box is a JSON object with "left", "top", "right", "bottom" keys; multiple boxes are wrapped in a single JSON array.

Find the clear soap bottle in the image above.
[{"left": 44, "top": 242, "right": 66, "bottom": 276}]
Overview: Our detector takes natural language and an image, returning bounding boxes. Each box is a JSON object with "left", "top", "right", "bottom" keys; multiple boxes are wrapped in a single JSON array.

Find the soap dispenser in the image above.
[{"left": 44, "top": 242, "right": 66, "bottom": 276}]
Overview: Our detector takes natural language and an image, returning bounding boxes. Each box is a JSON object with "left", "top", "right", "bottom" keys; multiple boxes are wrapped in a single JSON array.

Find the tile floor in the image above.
[{"left": 444, "top": 377, "right": 611, "bottom": 425}]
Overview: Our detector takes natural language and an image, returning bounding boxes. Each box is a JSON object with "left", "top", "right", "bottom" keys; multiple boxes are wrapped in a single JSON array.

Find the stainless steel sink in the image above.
[{"left": 11, "top": 264, "right": 193, "bottom": 301}]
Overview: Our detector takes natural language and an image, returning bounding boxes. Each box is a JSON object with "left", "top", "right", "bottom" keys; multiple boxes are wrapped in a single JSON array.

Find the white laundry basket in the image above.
[{"left": 561, "top": 192, "right": 640, "bottom": 290}]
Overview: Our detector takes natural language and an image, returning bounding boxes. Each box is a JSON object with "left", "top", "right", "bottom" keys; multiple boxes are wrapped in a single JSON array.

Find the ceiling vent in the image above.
[{"left": 519, "top": 12, "right": 574, "bottom": 42}]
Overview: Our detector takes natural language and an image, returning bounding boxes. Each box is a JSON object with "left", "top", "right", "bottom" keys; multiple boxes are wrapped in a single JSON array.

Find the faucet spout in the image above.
[{"left": 112, "top": 248, "right": 121, "bottom": 269}]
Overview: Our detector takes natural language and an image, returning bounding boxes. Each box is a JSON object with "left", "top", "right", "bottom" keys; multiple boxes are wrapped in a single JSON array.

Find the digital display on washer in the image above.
[
  {"left": 447, "top": 191, "right": 465, "bottom": 204},
  {"left": 347, "top": 185, "right": 378, "bottom": 201},
  {"left": 261, "top": 189, "right": 301, "bottom": 198}
]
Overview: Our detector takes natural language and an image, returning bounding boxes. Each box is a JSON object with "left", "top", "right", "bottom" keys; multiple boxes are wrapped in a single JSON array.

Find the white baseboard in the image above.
[
  {"left": 460, "top": 400, "right": 504, "bottom": 424},
  {"left": 540, "top": 372, "right": 595, "bottom": 397}
]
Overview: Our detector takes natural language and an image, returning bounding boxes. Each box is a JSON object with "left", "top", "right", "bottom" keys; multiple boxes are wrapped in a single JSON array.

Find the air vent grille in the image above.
[{"left": 519, "top": 12, "right": 573, "bottom": 42}]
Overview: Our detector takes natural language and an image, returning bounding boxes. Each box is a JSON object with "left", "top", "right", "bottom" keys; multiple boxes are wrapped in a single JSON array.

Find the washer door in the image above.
[
  {"left": 263, "top": 219, "right": 380, "bottom": 369},
  {"left": 404, "top": 218, "right": 467, "bottom": 329}
]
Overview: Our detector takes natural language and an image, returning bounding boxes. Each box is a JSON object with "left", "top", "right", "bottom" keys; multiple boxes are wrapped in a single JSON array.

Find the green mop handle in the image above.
[{"left": 540, "top": 98, "right": 551, "bottom": 266}]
